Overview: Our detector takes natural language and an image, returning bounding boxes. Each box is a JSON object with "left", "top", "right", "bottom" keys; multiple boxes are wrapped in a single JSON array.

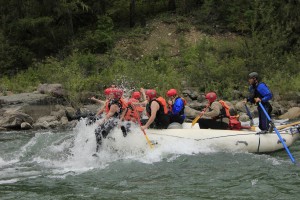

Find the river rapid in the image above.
[{"left": 1, "top": 119, "right": 300, "bottom": 200}]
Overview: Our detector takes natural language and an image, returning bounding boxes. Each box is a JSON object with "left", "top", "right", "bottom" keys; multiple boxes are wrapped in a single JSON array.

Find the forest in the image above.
[{"left": 0, "top": 0, "right": 299, "bottom": 104}]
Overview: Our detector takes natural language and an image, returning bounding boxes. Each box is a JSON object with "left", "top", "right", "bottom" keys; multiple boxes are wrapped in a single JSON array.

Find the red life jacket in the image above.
[
  {"left": 218, "top": 100, "right": 241, "bottom": 130},
  {"left": 107, "top": 98, "right": 127, "bottom": 118},
  {"left": 156, "top": 97, "right": 169, "bottom": 115},
  {"left": 124, "top": 98, "right": 144, "bottom": 122}
]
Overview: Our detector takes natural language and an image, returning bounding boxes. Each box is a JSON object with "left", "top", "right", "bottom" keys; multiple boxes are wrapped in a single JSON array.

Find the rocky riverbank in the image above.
[{"left": 1, "top": 84, "right": 300, "bottom": 131}]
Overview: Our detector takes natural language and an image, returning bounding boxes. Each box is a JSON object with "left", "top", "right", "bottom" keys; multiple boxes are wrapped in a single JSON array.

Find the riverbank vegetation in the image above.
[{"left": 0, "top": 0, "right": 299, "bottom": 104}]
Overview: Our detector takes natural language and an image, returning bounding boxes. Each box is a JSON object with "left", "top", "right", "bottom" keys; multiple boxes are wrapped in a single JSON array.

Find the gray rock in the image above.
[
  {"left": 0, "top": 93, "right": 61, "bottom": 106},
  {"left": 50, "top": 109, "right": 66, "bottom": 120},
  {"left": 184, "top": 106, "right": 201, "bottom": 119},
  {"left": 0, "top": 110, "right": 33, "bottom": 129},
  {"left": 37, "top": 83, "right": 65, "bottom": 97},
  {"left": 21, "top": 122, "right": 33, "bottom": 129},
  {"left": 196, "top": 94, "right": 206, "bottom": 102},
  {"left": 279, "top": 107, "right": 300, "bottom": 120},
  {"left": 189, "top": 91, "right": 199, "bottom": 100},
  {"left": 36, "top": 115, "right": 58, "bottom": 124},
  {"left": 189, "top": 101, "right": 206, "bottom": 110},
  {"left": 238, "top": 113, "right": 249, "bottom": 122},
  {"left": 60, "top": 116, "right": 69, "bottom": 125}
]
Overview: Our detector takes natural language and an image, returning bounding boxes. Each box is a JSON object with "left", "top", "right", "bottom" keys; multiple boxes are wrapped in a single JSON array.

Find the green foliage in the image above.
[
  {"left": 182, "top": 36, "right": 249, "bottom": 99},
  {"left": 1, "top": 0, "right": 299, "bottom": 103},
  {"left": 73, "top": 16, "right": 114, "bottom": 53}
]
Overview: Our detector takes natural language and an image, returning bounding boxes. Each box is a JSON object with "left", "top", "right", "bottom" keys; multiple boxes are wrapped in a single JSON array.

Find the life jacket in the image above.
[
  {"left": 146, "top": 97, "right": 168, "bottom": 116},
  {"left": 218, "top": 100, "right": 231, "bottom": 118},
  {"left": 146, "top": 97, "right": 170, "bottom": 129},
  {"left": 108, "top": 98, "right": 126, "bottom": 118},
  {"left": 124, "top": 98, "right": 143, "bottom": 122},
  {"left": 228, "top": 116, "right": 242, "bottom": 130},
  {"left": 250, "top": 82, "right": 272, "bottom": 103},
  {"left": 218, "top": 100, "right": 241, "bottom": 130},
  {"left": 168, "top": 97, "right": 186, "bottom": 115}
]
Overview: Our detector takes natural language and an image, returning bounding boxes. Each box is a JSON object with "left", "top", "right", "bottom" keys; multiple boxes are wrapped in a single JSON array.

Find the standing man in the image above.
[{"left": 245, "top": 72, "right": 273, "bottom": 132}]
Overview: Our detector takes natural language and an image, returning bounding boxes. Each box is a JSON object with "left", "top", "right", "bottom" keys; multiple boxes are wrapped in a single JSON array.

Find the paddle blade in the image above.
[
  {"left": 191, "top": 116, "right": 200, "bottom": 127},
  {"left": 144, "top": 133, "right": 154, "bottom": 149}
]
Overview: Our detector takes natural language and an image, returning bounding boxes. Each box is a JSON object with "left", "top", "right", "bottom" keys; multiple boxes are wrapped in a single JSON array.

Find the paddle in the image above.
[
  {"left": 258, "top": 102, "right": 296, "bottom": 164},
  {"left": 244, "top": 104, "right": 254, "bottom": 126},
  {"left": 191, "top": 104, "right": 210, "bottom": 127},
  {"left": 278, "top": 121, "right": 300, "bottom": 130},
  {"left": 134, "top": 107, "right": 154, "bottom": 149}
]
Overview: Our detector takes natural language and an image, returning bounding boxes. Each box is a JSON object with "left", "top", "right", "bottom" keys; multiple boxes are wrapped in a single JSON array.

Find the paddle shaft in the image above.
[
  {"left": 191, "top": 104, "right": 210, "bottom": 127},
  {"left": 278, "top": 121, "right": 300, "bottom": 130},
  {"left": 244, "top": 104, "right": 254, "bottom": 126},
  {"left": 134, "top": 107, "right": 154, "bottom": 149},
  {"left": 258, "top": 102, "right": 296, "bottom": 164}
]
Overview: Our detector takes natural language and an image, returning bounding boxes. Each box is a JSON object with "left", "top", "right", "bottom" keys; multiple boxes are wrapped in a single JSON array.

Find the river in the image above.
[{"left": 1, "top": 119, "right": 300, "bottom": 199}]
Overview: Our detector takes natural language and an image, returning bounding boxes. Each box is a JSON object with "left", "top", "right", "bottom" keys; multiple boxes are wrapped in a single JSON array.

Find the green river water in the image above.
[{"left": 1, "top": 120, "right": 300, "bottom": 200}]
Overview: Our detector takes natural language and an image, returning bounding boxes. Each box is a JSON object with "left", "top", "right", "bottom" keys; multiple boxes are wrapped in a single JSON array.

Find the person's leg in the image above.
[
  {"left": 213, "top": 121, "right": 229, "bottom": 129},
  {"left": 94, "top": 119, "right": 116, "bottom": 152},
  {"left": 198, "top": 118, "right": 210, "bottom": 129},
  {"left": 258, "top": 104, "right": 270, "bottom": 131}
]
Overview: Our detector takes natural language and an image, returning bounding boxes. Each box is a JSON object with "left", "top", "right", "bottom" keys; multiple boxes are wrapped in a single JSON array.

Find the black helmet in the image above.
[{"left": 248, "top": 72, "right": 259, "bottom": 79}]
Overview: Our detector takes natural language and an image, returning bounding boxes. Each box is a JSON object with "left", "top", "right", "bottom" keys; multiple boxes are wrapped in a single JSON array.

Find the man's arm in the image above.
[
  {"left": 105, "top": 104, "right": 119, "bottom": 120},
  {"left": 141, "top": 101, "right": 159, "bottom": 130},
  {"left": 257, "top": 83, "right": 272, "bottom": 102},
  {"left": 203, "top": 102, "right": 220, "bottom": 118}
]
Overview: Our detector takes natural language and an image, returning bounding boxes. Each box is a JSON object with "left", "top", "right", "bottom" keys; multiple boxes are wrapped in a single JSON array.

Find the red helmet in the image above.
[
  {"left": 146, "top": 89, "right": 157, "bottom": 100},
  {"left": 205, "top": 92, "right": 217, "bottom": 103},
  {"left": 104, "top": 88, "right": 112, "bottom": 95},
  {"left": 132, "top": 91, "right": 141, "bottom": 100},
  {"left": 110, "top": 88, "right": 123, "bottom": 99},
  {"left": 167, "top": 89, "right": 177, "bottom": 97}
]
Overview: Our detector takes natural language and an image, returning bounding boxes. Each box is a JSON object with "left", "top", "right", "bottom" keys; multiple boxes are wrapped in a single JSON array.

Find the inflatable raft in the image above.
[{"left": 147, "top": 123, "right": 300, "bottom": 153}]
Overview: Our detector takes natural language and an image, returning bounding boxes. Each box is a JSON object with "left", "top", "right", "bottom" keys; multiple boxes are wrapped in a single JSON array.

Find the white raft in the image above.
[{"left": 147, "top": 123, "right": 300, "bottom": 153}]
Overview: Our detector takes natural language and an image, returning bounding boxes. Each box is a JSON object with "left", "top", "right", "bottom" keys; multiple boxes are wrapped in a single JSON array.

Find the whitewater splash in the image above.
[{"left": 0, "top": 119, "right": 214, "bottom": 183}]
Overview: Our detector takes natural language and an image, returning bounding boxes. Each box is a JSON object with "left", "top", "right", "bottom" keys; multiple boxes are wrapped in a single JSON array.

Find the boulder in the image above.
[
  {"left": 37, "top": 83, "right": 65, "bottom": 97},
  {"left": 184, "top": 106, "right": 201, "bottom": 119},
  {"left": 0, "top": 109, "right": 33, "bottom": 129},
  {"left": 271, "top": 101, "right": 285, "bottom": 116},
  {"left": 238, "top": 113, "right": 250, "bottom": 122},
  {"left": 235, "top": 101, "right": 247, "bottom": 112},
  {"left": 279, "top": 107, "right": 300, "bottom": 120},
  {"left": 189, "top": 101, "right": 205, "bottom": 110},
  {"left": 34, "top": 115, "right": 58, "bottom": 129},
  {"left": 21, "top": 122, "right": 33, "bottom": 129},
  {"left": 189, "top": 91, "right": 199, "bottom": 100}
]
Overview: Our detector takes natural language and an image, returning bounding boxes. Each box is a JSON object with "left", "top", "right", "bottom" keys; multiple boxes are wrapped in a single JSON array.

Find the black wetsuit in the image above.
[
  {"left": 145, "top": 99, "right": 170, "bottom": 129},
  {"left": 94, "top": 99, "right": 123, "bottom": 152}
]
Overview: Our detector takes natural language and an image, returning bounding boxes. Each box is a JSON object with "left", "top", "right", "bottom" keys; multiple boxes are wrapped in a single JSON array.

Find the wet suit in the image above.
[
  {"left": 94, "top": 99, "right": 123, "bottom": 152},
  {"left": 145, "top": 99, "right": 170, "bottom": 129},
  {"left": 247, "top": 82, "right": 273, "bottom": 131}
]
